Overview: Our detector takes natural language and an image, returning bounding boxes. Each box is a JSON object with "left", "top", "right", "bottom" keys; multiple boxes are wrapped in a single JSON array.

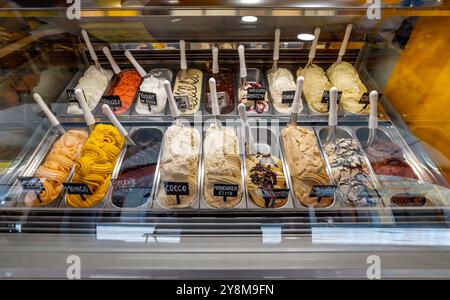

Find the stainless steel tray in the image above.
[
  {"left": 316, "top": 125, "right": 385, "bottom": 208},
  {"left": 152, "top": 122, "right": 203, "bottom": 210},
  {"left": 200, "top": 119, "right": 246, "bottom": 209},
  {"left": 236, "top": 68, "right": 273, "bottom": 118},
  {"left": 240, "top": 123, "right": 294, "bottom": 210},
  {"left": 104, "top": 126, "right": 165, "bottom": 210},
  {"left": 202, "top": 68, "right": 238, "bottom": 117},
  {"left": 279, "top": 124, "right": 339, "bottom": 209}
]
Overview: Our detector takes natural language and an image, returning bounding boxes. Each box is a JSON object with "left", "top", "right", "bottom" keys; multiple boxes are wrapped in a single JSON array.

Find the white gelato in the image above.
[
  {"left": 267, "top": 68, "right": 301, "bottom": 114},
  {"left": 135, "top": 69, "right": 170, "bottom": 115},
  {"left": 296, "top": 64, "right": 332, "bottom": 114}
]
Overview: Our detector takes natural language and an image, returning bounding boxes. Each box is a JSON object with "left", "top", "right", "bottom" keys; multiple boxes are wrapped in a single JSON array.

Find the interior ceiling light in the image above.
[
  {"left": 297, "top": 33, "right": 315, "bottom": 41},
  {"left": 242, "top": 16, "right": 258, "bottom": 23}
]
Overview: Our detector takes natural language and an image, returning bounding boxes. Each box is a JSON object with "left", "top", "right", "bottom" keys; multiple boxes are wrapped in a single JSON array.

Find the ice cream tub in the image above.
[
  {"left": 237, "top": 68, "right": 273, "bottom": 117},
  {"left": 316, "top": 126, "right": 385, "bottom": 208},
  {"left": 200, "top": 119, "right": 246, "bottom": 209},
  {"left": 131, "top": 68, "right": 174, "bottom": 118},
  {"left": 95, "top": 69, "right": 142, "bottom": 117},
  {"left": 266, "top": 67, "right": 309, "bottom": 118},
  {"left": 354, "top": 126, "right": 427, "bottom": 188},
  {"left": 383, "top": 185, "right": 439, "bottom": 208},
  {"left": 279, "top": 125, "right": 338, "bottom": 209},
  {"left": 241, "top": 125, "right": 294, "bottom": 210},
  {"left": 203, "top": 68, "right": 238, "bottom": 117},
  {"left": 169, "top": 68, "right": 206, "bottom": 117},
  {"left": 152, "top": 122, "right": 202, "bottom": 210},
  {"left": 104, "top": 126, "right": 165, "bottom": 210},
  {"left": 7, "top": 126, "right": 88, "bottom": 208}
]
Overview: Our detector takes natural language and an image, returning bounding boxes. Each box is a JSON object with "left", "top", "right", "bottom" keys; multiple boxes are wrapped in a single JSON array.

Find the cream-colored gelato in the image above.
[
  {"left": 326, "top": 62, "right": 368, "bottom": 114},
  {"left": 281, "top": 126, "right": 333, "bottom": 208},
  {"left": 157, "top": 124, "right": 200, "bottom": 208},
  {"left": 135, "top": 74, "right": 167, "bottom": 115},
  {"left": 203, "top": 124, "right": 243, "bottom": 208},
  {"left": 67, "top": 66, "right": 113, "bottom": 114},
  {"left": 173, "top": 69, "right": 203, "bottom": 115},
  {"left": 296, "top": 65, "right": 332, "bottom": 114},
  {"left": 267, "top": 68, "right": 301, "bottom": 114}
]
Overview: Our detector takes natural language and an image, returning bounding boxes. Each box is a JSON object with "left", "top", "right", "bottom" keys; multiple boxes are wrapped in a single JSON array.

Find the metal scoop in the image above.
[{"left": 325, "top": 87, "right": 339, "bottom": 145}]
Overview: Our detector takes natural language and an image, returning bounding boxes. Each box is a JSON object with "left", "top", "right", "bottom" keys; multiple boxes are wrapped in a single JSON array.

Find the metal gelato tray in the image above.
[
  {"left": 199, "top": 119, "right": 246, "bottom": 209},
  {"left": 236, "top": 68, "right": 273, "bottom": 118},
  {"left": 316, "top": 126, "right": 385, "bottom": 208},
  {"left": 130, "top": 68, "right": 174, "bottom": 118},
  {"left": 202, "top": 68, "right": 238, "bottom": 117},
  {"left": 279, "top": 125, "right": 339, "bottom": 210},
  {"left": 104, "top": 126, "right": 165, "bottom": 210},
  {"left": 265, "top": 67, "right": 309, "bottom": 118},
  {"left": 240, "top": 123, "right": 294, "bottom": 210},
  {"left": 152, "top": 122, "right": 203, "bottom": 210}
]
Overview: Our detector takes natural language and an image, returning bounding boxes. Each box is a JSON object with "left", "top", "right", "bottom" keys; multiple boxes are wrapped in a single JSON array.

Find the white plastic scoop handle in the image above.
[
  {"left": 81, "top": 29, "right": 98, "bottom": 63},
  {"left": 212, "top": 47, "right": 219, "bottom": 74},
  {"left": 337, "top": 23, "right": 353, "bottom": 64},
  {"left": 33, "top": 93, "right": 60, "bottom": 128},
  {"left": 238, "top": 103, "right": 255, "bottom": 154},
  {"left": 209, "top": 77, "right": 220, "bottom": 117},
  {"left": 180, "top": 40, "right": 187, "bottom": 71},
  {"left": 75, "top": 88, "right": 95, "bottom": 127},
  {"left": 238, "top": 45, "right": 247, "bottom": 79},
  {"left": 102, "top": 104, "right": 129, "bottom": 139},
  {"left": 368, "top": 90, "right": 379, "bottom": 129},
  {"left": 328, "top": 87, "right": 338, "bottom": 126},
  {"left": 308, "top": 27, "right": 321, "bottom": 60},
  {"left": 163, "top": 80, "right": 180, "bottom": 119},
  {"left": 291, "top": 76, "right": 304, "bottom": 115},
  {"left": 124, "top": 50, "right": 147, "bottom": 78},
  {"left": 273, "top": 28, "right": 281, "bottom": 62},
  {"left": 102, "top": 47, "right": 121, "bottom": 75}
]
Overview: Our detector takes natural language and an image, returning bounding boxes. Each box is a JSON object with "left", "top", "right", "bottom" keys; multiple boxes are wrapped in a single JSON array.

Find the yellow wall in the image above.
[{"left": 384, "top": 17, "right": 450, "bottom": 180}]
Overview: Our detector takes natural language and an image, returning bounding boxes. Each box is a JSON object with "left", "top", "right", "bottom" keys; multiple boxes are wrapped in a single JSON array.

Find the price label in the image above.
[
  {"left": 261, "top": 188, "right": 290, "bottom": 200},
  {"left": 63, "top": 183, "right": 92, "bottom": 195},
  {"left": 102, "top": 95, "right": 122, "bottom": 110},
  {"left": 281, "top": 90, "right": 296, "bottom": 106},
  {"left": 247, "top": 88, "right": 266, "bottom": 101},
  {"left": 309, "top": 185, "right": 337, "bottom": 198},
  {"left": 321, "top": 90, "right": 342, "bottom": 104},
  {"left": 18, "top": 176, "right": 44, "bottom": 191},
  {"left": 66, "top": 89, "right": 77, "bottom": 103},
  {"left": 207, "top": 91, "right": 227, "bottom": 109},
  {"left": 139, "top": 91, "right": 158, "bottom": 111},
  {"left": 359, "top": 92, "right": 383, "bottom": 108},
  {"left": 174, "top": 95, "right": 190, "bottom": 113},
  {"left": 213, "top": 184, "right": 238, "bottom": 202}
]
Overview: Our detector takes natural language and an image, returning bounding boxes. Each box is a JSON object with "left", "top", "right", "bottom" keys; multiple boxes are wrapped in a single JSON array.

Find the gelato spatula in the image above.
[
  {"left": 305, "top": 27, "right": 321, "bottom": 69},
  {"left": 269, "top": 28, "right": 281, "bottom": 73},
  {"left": 238, "top": 103, "right": 256, "bottom": 155},
  {"left": 163, "top": 79, "right": 181, "bottom": 125},
  {"left": 75, "top": 88, "right": 96, "bottom": 132},
  {"left": 208, "top": 77, "right": 222, "bottom": 129},
  {"left": 288, "top": 76, "right": 305, "bottom": 126},
  {"left": 238, "top": 45, "right": 247, "bottom": 89},
  {"left": 325, "top": 87, "right": 339, "bottom": 145},
  {"left": 124, "top": 50, "right": 147, "bottom": 78},
  {"left": 366, "top": 90, "right": 379, "bottom": 147},
  {"left": 102, "top": 104, "right": 136, "bottom": 147},
  {"left": 180, "top": 40, "right": 187, "bottom": 76},
  {"left": 336, "top": 24, "right": 353, "bottom": 64},
  {"left": 33, "top": 93, "right": 65, "bottom": 134},
  {"left": 81, "top": 29, "right": 101, "bottom": 71},
  {"left": 102, "top": 47, "right": 121, "bottom": 75},
  {"left": 212, "top": 47, "right": 219, "bottom": 75}
]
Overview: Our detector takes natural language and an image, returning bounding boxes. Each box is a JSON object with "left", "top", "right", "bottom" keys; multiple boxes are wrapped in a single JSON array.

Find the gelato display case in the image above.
[{"left": 0, "top": 0, "right": 450, "bottom": 279}]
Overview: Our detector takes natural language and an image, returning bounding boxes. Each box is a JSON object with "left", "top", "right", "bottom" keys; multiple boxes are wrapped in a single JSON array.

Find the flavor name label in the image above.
[
  {"left": 63, "top": 183, "right": 92, "bottom": 195},
  {"left": 309, "top": 185, "right": 337, "bottom": 198},
  {"left": 247, "top": 88, "right": 266, "bottom": 101},
  {"left": 359, "top": 92, "right": 383, "bottom": 105},
  {"left": 18, "top": 176, "right": 44, "bottom": 191},
  {"left": 213, "top": 184, "right": 238, "bottom": 201},
  {"left": 260, "top": 188, "right": 290, "bottom": 200},
  {"left": 139, "top": 91, "right": 158, "bottom": 112},
  {"left": 321, "top": 91, "right": 342, "bottom": 104},
  {"left": 66, "top": 89, "right": 77, "bottom": 103},
  {"left": 102, "top": 95, "right": 122, "bottom": 109},
  {"left": 174, "top": 95, "right": 190, "bottom": 112},
  {"left": 111, "top": 178, "right": 136, "bottom": 191},
  {"left": 164, "top": 182, "right": 190, "bottom": 195},
  {"left": 281, "top": 90, "right": 296, "bottom": 105},
  {"left": 207, "top": 92, "right": 227, "bottom": 109}
]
